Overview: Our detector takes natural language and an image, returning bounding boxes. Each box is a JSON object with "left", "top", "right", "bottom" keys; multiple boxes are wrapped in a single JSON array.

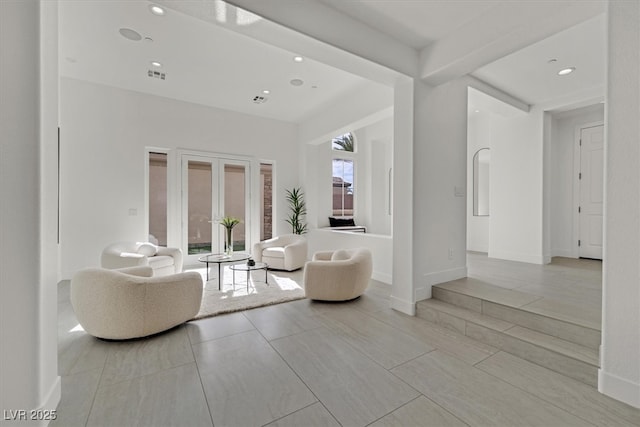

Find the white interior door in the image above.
[{"left": 579, "top": 124, "right": 604, "bottom": 259}]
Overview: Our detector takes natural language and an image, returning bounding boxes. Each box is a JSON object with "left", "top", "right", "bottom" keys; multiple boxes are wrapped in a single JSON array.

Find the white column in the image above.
[
  {"left": 389, "top": 78, "right": 415, "bottom": 314},
  {"left": 0, "top": 0, "right": 61, "bottom": 423},
  {"left": 599, "top": 0, "right": 640, "bottom": 409}
]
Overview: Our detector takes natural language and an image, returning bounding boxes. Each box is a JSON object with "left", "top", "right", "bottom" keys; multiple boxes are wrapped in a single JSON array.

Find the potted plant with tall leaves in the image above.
[
  {"left": 285, "top": 187, "right": 308, "bottom": 234},
  {"left": 219, "top": 216, "right": 241, "bottom": 256}
]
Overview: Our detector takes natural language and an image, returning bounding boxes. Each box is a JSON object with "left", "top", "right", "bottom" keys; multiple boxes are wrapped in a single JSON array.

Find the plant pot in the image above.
[{"left": 224, "top": 227, "right": 234, "bottom": 256}]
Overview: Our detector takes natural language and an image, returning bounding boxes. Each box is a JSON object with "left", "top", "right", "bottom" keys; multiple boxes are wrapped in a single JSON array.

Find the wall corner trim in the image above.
[
  {"left": 598, "top": 369, "right": 640, "bottom": 409},
  {"left": 389, "top": 296, "right": 415, "bottom": 316}
]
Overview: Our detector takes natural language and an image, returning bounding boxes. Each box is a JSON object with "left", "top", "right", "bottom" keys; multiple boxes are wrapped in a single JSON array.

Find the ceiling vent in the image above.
[
  {"left": 252, "top": 95, "right": 268, "bottom": 104},
  {"left": 147, "top": 69, "right": 166, "bottom": 80}
]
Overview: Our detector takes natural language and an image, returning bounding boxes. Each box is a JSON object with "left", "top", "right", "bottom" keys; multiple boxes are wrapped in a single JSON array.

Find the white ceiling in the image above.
[
  {"left": 60, "top": 0, "right": 606, "bottom": 122},
  {"left": 472, "top": 14, "right": 605, "bottom": 106},
  {"left": 59, "top": 0, "right": 383, "bottom": 123},
  {"left": 318, "top": 0, "right": 504, "bottom": 49},
  {"left": 317, "top": 0, "right": 606, "bottom": 108}
]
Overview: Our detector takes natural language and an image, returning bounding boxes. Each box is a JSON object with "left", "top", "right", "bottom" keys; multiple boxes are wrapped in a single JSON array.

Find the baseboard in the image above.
[
  {"left": 415, "top": 266, "right": 467, "bottom": 302},
  {"left": 598, "top": 369, "right": 640, "bottom": 409},
  {"left": 372, "top": 271, "right": 392, "bottom": 285},
  {"left": 31, "top": 375, "right": 60, "bottom": 426},
  {"left": 551, "top": 248, "right": 575, "bottom": 258},
  {"left": 489, "top": 250, "right": 547, "bottom": 265},
  {"left": 389, "top": 295, "right": 415, "bottom": 316}
]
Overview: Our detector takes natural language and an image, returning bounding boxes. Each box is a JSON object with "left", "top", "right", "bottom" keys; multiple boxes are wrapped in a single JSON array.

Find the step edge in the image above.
[
  {"left": 419, "top": 299, "right": 600, "bottom": 368},
  {"left": 433, "top": 287, "right": 601, "bottom": 333},
  {"left": 503, "top": 325, "right": 600, "bottom": 367},
  {"left": 418, "top": 299, "right": 514, "bottom": 331}
]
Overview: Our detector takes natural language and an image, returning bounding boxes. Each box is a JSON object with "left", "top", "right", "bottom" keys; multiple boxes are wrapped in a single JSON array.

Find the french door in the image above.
[{"left": 181, "top": 154, "right": 251, "bottom": 263}]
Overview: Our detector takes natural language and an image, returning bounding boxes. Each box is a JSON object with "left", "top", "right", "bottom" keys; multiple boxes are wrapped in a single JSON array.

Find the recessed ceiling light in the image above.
[
  {"left": 547, "top": 58, "right": 557, "bottom": 64},
  {"left": 150, "top": 61, "right": 162, "bottom": 68},
  {"left": 262, "top": 89, "right": 270, "bottom": 95},
  {"left": 290, "top": 79, "right": 304, "bottom": 86},
  {"left": 293, "top": 56, "right": 304, "bottom": 63},
  {"left": 149, "top": 5, "right": 165, "bottom": 16},
  {"left": 119, "top": 28, "right": 142, "bottom": 41},
  {"left": 474, "top": 110, "right": 480, "bottom": 113},
  {"left": 558, "top": 67, "right": 576, "bottom": 76}
]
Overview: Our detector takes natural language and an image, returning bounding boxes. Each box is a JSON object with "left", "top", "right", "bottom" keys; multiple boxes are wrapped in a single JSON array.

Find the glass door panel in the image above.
[
  {"left": 187, "top": 160, "right": 213, "bottom": 255},
  {"left": 223, "top": 164, "right": 246, "bottom": 252},
  {"left": 148, "top": 152, "right": 167, "bottom": 246}
]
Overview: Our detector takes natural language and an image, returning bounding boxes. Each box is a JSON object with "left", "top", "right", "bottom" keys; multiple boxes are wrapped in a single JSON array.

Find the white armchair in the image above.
[
  {"left": 101, "top": 241, "right": 182, "bottom": 276},
  {"left": 70, "top": 266, "right": 203, "bottom": 340},
  {"left": 303, "top": 248, "right": 373, "bottom": 301},
  {"left": 252, "top": 234, "right": 307, "bottom": 271}
]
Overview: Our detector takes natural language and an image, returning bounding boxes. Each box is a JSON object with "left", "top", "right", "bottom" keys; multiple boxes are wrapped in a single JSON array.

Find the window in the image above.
[
  {"left": 333, "top": 159, "right": 354, "bottom": 216},
  {"left": 148, "top": 152, "right": 168, "bottom": 246},
  {"left": 332, "top": 132, "right": 354, "bottom": 152},
  {"left": 332, "top": 132, "right": 355, "bottom": 216},
  {"left": 260, "top": 163, "right": 273, "bottom": 240}
]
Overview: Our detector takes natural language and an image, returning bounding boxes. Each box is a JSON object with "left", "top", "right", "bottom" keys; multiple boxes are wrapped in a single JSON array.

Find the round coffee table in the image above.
[
  {"left": 229, "top": 262, "right": 269, "bottom": 292},
  {"left": 198, "top": 252, "right": 250, "bottom": 290}
]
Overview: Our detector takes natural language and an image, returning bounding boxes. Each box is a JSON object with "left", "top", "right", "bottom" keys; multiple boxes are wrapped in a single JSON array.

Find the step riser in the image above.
[
  {"left": 466, "top": 323, "right": 598, "bottom": 387},
  {"left": 416, "top": 304, "right": 598, "bottom": 387},
  {"left": 432, "top": 288, "right": 600, "bottom": 349},
  {"left": 482, "top": 300, "right": 601, "bottom": 349}
]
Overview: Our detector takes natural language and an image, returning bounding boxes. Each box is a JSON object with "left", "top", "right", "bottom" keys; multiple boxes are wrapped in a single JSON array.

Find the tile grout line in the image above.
[
  {"left": 260, "top": 324, "right": 340, "bottom": 426},
  {"left": 186, "top": 325, "right": 216, "bottom": 427},
  {"left": 81, "top": 338, "right": 112, "bottom": 427},
  {"left": 473, "top": 353, "right": 601, "bottom": 427}
]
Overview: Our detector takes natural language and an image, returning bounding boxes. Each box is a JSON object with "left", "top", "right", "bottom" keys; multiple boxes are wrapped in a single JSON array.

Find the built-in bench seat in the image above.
[
  {"left": 326, "top": 217, "right": 366, "bottom": 233},
  {"left": 322, "top": 225, "right": 367, "bottom": 233}
]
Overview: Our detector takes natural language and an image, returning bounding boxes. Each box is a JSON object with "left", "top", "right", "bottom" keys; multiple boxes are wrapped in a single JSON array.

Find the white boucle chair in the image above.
[
  {"left": 101, "top": 241, "right": 183, "bottom": 276},
  {"left": 303, "top": 248, "right": 373, "bottom": 301},
  {"left": 70, "top": 266, "right": 203, "bottom": 340},
  {"left": 252, "top": 234, "right": 307, "bottom": 271}
]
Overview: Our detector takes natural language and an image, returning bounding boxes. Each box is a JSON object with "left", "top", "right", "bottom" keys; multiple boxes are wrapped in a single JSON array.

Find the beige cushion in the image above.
[
  {"left": 331, "top": 249, "right": 350, "bottom": 261},
  {"left": 304, "top": 248, "right": 373, "bottom": 301},
  {"left": 147, "top": 255, "right": 174, "bottom": 269},
  {"left": 136, "top": 242, "right": 158, "bottom": 256},
  {"left": 263, "top": 247, "right": 285, "bottom": 258},
  {"left": 101, "top": 242, "right": 183, "bottom": 276}
]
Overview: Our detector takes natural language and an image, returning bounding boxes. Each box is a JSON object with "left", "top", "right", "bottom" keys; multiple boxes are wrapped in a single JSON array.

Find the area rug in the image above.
[{"left": 192, "top": 266, "right": 306, "bottom": 320}]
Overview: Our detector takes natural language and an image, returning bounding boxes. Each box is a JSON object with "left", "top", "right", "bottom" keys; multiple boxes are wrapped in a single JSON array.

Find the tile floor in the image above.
[{"left": 54, "top": 257, "right": 640, "bottom": 427}]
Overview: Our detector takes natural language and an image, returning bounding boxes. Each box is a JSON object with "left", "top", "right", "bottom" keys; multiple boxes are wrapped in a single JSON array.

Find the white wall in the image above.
[
  {"left": 301, "top": 141, "right": 332, "bottom": 232},
  {"left": 357, "top": 116, "right": 393, "bottom": 236},
  {"left": 60, "top": 78, "right": 299, "bottom": 278},
  {"left": 413, "top": 79, "right": 468, "bottom": 301},
  {"left": 467, "top": 111, "right": 492, "bottom": 252},
  {"left": 1, "top": 0, "right": 61, "bottom": 420},
  {"left": 489, "top": 107, "right": 547, "bottom": 264},
  {"left": 302, "top": 116, "right": 393, "bottom": 279},
  {"left": 549, "top": 105, "right": 604, "bottom": 257},
  {"left": 599, "top": 0, "right": 640, "bottom": 409}
]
